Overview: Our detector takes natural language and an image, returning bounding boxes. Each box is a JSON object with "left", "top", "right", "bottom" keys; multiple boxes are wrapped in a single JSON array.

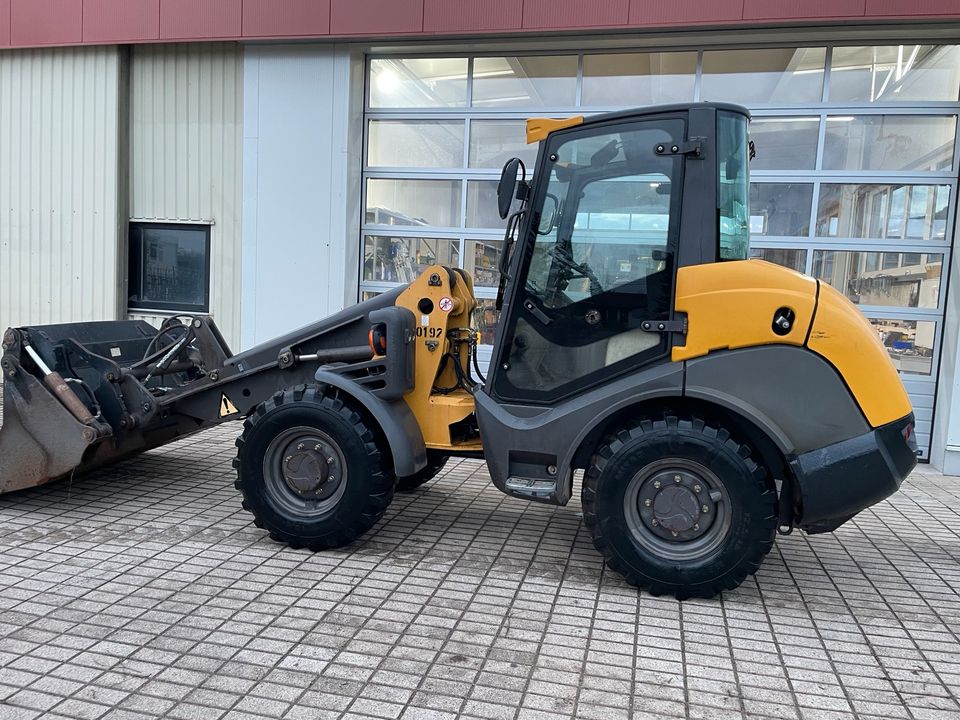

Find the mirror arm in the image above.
[{"left": 495, "top": 209, "right": 525, "bottom": 311}]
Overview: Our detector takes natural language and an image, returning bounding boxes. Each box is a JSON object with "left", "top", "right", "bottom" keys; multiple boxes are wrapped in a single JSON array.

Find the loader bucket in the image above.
[{"left": 0, "top": 359, "right": 99, "bottom": 494}]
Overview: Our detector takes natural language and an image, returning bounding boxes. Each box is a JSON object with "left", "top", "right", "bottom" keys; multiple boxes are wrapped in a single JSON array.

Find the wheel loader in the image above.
[{"left": 0, "top": 102, "right": 918, "bottom": 599}]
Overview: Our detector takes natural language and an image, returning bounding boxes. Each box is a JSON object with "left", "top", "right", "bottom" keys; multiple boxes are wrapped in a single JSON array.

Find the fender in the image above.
[{"left": 314, "top": 368, "right": 427, "bottom": 477}]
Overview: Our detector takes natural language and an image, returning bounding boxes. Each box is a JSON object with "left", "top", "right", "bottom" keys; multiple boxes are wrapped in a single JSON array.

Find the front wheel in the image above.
[
  {"left": 396, "top": 453, "right": 448, "bottom": 492},
  {"left": 233, "top": 385, "right": 395, "bottom": 550},
  {"left": 582, "top": 416, "right": 777, "bottom": 599}
]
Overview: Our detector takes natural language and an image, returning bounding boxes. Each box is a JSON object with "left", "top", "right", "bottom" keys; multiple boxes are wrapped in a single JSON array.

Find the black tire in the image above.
[
  {"left": 582, "top": 416, "right": 777, "bottom": 600},
  {"left": 396, "top": 452, "right": 449, "bottom": 492},
  {"left": 233, "top": 385, "right": 395, "bottom": 550}
]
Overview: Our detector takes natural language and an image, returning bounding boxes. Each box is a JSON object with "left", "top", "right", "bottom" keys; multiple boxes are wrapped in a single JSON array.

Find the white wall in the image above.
[
  {"left": 0, "top": 46, "right": 124, "bottom": 330},
  {"left": 241, "top": 44, "right": 364, "bottom": 349},
  {"left": 931, "top": 206, "right": 960, "bottom": 474},
  {"left": 128, "top": 43, "right": 244, "bottom": 348}
]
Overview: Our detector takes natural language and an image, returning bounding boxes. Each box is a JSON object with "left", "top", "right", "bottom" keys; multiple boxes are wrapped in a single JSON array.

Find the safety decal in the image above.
[
  {"left": 438, "top": 296, "right": 454, "bottom": 313},
  {"left": 219, "top": 394, "right": 239, "bottom": 418}
]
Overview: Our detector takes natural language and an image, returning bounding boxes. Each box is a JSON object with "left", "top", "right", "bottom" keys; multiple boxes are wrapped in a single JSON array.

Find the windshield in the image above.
[{"left": 718, "top": 111, "right": 750, "bottom": 260}]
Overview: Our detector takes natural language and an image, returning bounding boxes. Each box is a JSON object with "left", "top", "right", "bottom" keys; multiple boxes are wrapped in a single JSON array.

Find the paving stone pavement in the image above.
[{"left": 0, "top": 417, "right": 958, "bottom": 720}]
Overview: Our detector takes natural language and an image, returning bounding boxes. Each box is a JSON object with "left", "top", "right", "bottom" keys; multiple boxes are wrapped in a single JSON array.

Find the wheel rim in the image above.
[
  {"left": 263, "top": 426, "right": 348, "bottom": 515},
  {"left": 623, "top": 458, "right": 732, "bottom": 562}
]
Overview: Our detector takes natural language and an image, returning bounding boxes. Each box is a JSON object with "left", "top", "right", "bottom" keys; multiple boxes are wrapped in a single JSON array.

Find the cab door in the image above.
[{"left": 490, "top": 116, "right": 686, "bottom": 404}]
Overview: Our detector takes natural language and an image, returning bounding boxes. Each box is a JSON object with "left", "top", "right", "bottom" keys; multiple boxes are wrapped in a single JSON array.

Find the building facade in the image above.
[{"left": 1, "top": 1, "right": 960, "bottom": 470}]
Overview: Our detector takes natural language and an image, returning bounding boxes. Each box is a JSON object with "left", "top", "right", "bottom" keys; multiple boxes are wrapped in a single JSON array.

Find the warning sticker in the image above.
[
  {"left": 438, "top": 296, "right": 454, "bottom": 313},
  {"left": 219, "top": 394, "right": 239, "bottom": 418}
]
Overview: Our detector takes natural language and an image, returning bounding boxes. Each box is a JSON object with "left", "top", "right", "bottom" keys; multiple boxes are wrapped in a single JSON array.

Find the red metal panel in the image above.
[
  {"left": 242, "top": 0, "right": 330, "bottom": 37},
  {"left": 160, "top": 0, "right": 241, "bottom": 39},
  {"left": 11, "top": 0, "right": 82, "bottom": 45},
  {"left": 523, "top": 0, "right": 628, "bottom": 29},
  {"left": 330, "top": 0, "right": 422, "bottom": 34},
  {"left": 83, "top": 0, "right": 160, "bottom": 43},
  {"left": 866, "top": 0, "right": 960, "bottom": 15},
  {"left": 424, "top": 0, "right": 521, "bottom": 32},
  {"left": 743, "top": 0, "right": 865, "bottom": 20},
  {"left": 628, "top": 0, "right": 743, "bottom": 25},
  {"left": 0, "top": 0, "right": 9, "bottom": 46}
]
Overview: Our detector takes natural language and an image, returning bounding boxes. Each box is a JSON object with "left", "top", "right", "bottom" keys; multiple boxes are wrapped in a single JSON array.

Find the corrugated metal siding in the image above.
[
  {"left": 0, "top": 46, "right": 123, "bottom": 331},
  {"left": 129, "top": 42, "right": 243, "bottom": 349}
]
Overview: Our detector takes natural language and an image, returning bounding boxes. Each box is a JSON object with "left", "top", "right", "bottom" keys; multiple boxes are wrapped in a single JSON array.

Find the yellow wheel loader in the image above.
[{"left": 0, "top": 102, "right": 918, "bottom": 599}]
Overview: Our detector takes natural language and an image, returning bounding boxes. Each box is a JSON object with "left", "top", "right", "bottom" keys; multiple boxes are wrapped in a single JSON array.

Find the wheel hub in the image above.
[
  {"left": 636, "top": 469, "right": 717, "bottom": 542},
  {"left": 280, "top": 435, "right": 343, "bottom": 500}
]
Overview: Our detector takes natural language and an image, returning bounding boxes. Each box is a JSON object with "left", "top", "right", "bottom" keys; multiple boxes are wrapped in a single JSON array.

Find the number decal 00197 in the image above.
[{"left": 416, "top": 327, "right": 443, "bottom": 339}]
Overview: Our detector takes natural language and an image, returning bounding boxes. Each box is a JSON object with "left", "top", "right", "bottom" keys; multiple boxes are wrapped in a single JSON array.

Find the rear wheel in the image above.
[
  {"left": 396, "top": 452, "right": 449, "bottom": 492},
  {"left": 582, "top": 416, "right": 776, "bottom": 599},
  {"left": 233, "top": 385, "right": 395, "bottom": 550}
]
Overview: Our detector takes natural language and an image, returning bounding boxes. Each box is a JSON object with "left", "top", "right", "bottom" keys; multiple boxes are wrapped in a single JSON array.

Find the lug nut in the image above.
[
  {"left": 702, "top": 505, "right": 710, "bottom": 514},
  {"left": 693, "top": 524, "right": 700, "bottom": 531},
  {"left": 327, "top": 475, "right": 335, "bottom": 482},
  {"left": 651, "top": 519, "right": 659, "bottom": 526},
  {"left": 693, "top": 484, "right": 701, "bottom": 493},
  {"left": 671, "top": 530, "right": 678, "bottom": 537},
  {"left": 314, "top": 444, "right": 322, "bottom": 452},
  {"left": 327, "top": 457, "right": 335, "bottom": 464},
  {"left": 674, "top": 475, "right": 681, "bottom": 483},
  {"left": 297, "top": 443, "right": 305, "bottom": 451},
  {"left": 653, "top": 480, "right": 661, "bottom": 489},
  {"left": 644, "top": 498, "right": 652, "bottom": 507}
]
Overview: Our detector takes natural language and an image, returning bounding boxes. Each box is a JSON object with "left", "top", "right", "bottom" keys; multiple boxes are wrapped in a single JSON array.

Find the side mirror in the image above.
[
  {"left": 537, "top": 194, "right": 559, "bottom": 235},
  {"left": 497, "top": 157, "right": 525, "bottom": 219}
]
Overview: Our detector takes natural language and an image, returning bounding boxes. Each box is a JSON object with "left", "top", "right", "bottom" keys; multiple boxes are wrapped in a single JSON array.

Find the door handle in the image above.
[{"left": 523, "top": 299, "right": 552, "bottom": 325}]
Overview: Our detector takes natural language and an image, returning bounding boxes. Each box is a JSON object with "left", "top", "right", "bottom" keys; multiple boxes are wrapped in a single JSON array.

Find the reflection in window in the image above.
[
  {"left": 363, "top": 236, "right": 460, "bottom": 284},
  {"left": 812, "top": 250, "right": 942, "bottom": 308},
  {"left": 466, "top": 181, "right": 506, "bottom": 229},
  {"left": 469, "top": 120, "right": 538, "bottom": 168},
  {"left": 365, "top": 179, "right": 461, "bottom": 228},
  {"left": 749, "top": 183, "right": 813, "bottom": 237},
  {"left": 465, "top": 240, "right": 502, "bottom": 287},
  {"left": 472, "top": 56, "right": 577, "bottom": 108},
  {"left": 748, "top": 117, "right": 819, "bottom": 170},
  {"left": 369, "top": 58, "right": 467, "bottom": 108},
  {"left": 474, "top": 298, "right": 499, "bottom": 345},
  {"left": 816, "top": 184, "right": 950, "bottom": 241},
  {"left": 869, "top": 318, "right": 935, "bottom": 375},
  {"left": 701, "top": 48, "right": 826, "bottom": 104},
  {"left": 749, "top": 247, "right": 806, "bottom": 273},
  {"left": 823, "top": 115, "right": 957, "bottom": 172},
  {"left": 367, "top": 120, "right": 464, "bottom": 168},
  {"left": 830, "top": 45, "right": 960, "bottom": 103},
  {"left": 581, "top": 52, "right": 696, "bottom": 106}
]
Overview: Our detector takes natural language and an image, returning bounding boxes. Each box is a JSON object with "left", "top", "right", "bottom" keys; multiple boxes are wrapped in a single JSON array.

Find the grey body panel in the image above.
[
  {"left": 684, "top": 345, "right": 869, "bottom": 455},
  {"left": 314, "top": 368, "right": 427, "bottom": 477},
  {"left": 475, "top": 362, "right": 683, "bottom": 503}
]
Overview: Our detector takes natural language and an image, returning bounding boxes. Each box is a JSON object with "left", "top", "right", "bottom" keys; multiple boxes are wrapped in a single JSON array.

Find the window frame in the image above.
[{"left": 128, "top": 221, "right": 212, "bottom": 314}]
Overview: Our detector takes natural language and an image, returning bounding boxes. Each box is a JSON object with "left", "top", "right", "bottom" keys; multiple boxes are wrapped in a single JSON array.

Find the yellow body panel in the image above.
[
  {"left": 674, "top": 259, "right": 912, "bottom": 429},
  {"left": 807, "top": 282, "right": 912, "bottom": 428},
  {"left": 526, "top": 116, "right": 584, "bottom": 144},
  {"left": 395, "top": 267, "right": 482, "bottom": 452},
  {"left": 673, "top": 260, "right": 817, "bottom": 362}
]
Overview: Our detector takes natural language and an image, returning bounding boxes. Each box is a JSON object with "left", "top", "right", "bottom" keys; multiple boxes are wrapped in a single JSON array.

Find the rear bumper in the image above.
[{"left": 790, "top": 413, "right": 918, "bottom": 534}]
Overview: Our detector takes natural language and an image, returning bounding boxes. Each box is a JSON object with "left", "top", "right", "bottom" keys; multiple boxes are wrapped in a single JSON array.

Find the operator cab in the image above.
[{"left": 491, "top": 104, "right": 752, "bottom": 404}]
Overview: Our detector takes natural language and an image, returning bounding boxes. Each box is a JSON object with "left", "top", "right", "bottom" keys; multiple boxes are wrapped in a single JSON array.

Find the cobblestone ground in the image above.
[{"left": 0, "top": 411, "right": 958, "bottom": 719}]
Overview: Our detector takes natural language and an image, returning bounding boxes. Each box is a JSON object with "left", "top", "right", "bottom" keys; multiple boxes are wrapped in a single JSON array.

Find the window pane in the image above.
[
  {"left": 581, "top": 52, "right": 696, "bottom": 106},
  {"left": 369, "top": 58, "right": 467, "bottom": 108},
  {"left": 830, "top": 45, "right": 960, "bottom": 103},
  {"left": 748, "top": 117, "right": 819, "bottom": 170},
  {"left": 749, "top": 183, "right": 813, "bottom": 237},
  {"left": 466, "top": 180, "right": 504, "bottom": 229},
  {"left": 363, "top": 236, "right": 460, "bottom": 284},
  {"left": 811, "top": 250, "right": 942, "bottom": 308},
  {"left": 465, "top": 239, "right": 502, "bottom": 287},
  {"left": 718, "top": 112, "right": 750, "bottom": 260},
  {"left": 129, "top": 224, "right": 209, "bottom": 311},
  {"left": 823, "top": 115, "right": 956, "bottom": 172},
  {"left": 367, "top": 120, "right": 464, "bottom": 168},
  {"left": 474, "top": 298, "right": 499, "bottom": 345},
  {"left": 701, "top": 48, "right": 826, "bottom": 104},
  {"left": 469, "top": 120, "right": 539, "bottom": 168},
  {"left": 365, "top": 179, "right": 461, "bottom": 228},
  {"left": 870, "top": 318, "right": 935, "bottom": 375},
  {"left": 472, "top": 56, "right": 577, "bottom": 107},
  {"left": 816, "top": 184, "right": 951, "bottom": 240},
  {"left": 749, "top": 247, "right": 806, "bottom": 272}
]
